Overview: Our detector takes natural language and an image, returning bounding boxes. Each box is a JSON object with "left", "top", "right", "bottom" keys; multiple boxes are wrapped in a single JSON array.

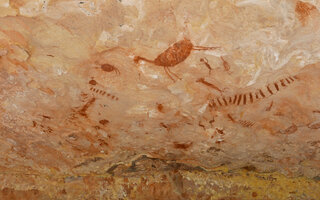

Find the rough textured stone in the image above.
[{"left": 0, "top": 0, "right": 320, "bottom": 199}]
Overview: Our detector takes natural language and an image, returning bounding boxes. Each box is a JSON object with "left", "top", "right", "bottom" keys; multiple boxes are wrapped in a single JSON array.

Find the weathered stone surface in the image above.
[
  {"left": 0, "top": 156, "right": 319, "bottom": 199},
  {"left": 0, "top": 0, "right": 320, "bottom": 199}
]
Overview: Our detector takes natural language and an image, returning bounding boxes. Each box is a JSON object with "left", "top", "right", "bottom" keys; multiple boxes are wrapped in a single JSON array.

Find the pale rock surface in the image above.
[{"left": 0, "top": 0, "right": 320, "bottom": 199}]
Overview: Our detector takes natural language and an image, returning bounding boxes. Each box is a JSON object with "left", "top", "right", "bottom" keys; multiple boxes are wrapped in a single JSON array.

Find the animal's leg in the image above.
[
  {"left": 193, "top": 46, "right": 220, "bottom": 51},
  {"left": 200, "top": 58, "right": 212, "bottom": 74},
  {"left": 220, "top": 56, "right": 230, "bottom": 72},
  {"left": 166, "top": 67, "right": 181, "bottom": 80},
  {"left": 164, "top": 67, "right": 175, "bottom": 81},
  {"left": 200, "top": 57, "right": 208, "bottom": 63},
  {"left": 134, "top": 56, "right": 155, "bottom": 64}
]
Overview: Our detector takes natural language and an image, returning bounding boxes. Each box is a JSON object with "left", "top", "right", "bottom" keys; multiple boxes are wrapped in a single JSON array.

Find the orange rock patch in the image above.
[{"left": 295, "top": 1, "right": 317, "bottom": 25}]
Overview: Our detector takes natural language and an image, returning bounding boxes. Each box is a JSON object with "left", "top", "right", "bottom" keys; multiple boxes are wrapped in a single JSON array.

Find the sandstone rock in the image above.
[{"left": 0, "top": 0, "right": 320, "bottom": 199}]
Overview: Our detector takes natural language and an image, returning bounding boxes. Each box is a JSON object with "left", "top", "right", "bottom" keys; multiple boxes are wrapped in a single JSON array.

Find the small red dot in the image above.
[{"left": 252, "top": 192, "right": 257, "bottom": 197}]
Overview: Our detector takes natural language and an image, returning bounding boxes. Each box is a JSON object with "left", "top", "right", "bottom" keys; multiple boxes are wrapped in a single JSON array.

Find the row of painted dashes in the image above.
[
  {"left": 209, "top": 75, "right": 299, "bottom": 108},
  {"left": 90, "top": 87, "right": 119, "bottom": 101}
]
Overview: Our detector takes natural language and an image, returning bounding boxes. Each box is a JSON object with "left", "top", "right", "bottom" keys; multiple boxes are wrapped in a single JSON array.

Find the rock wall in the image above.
[{"left": 0, "top": 0, "right": 320, "bottom": 199}]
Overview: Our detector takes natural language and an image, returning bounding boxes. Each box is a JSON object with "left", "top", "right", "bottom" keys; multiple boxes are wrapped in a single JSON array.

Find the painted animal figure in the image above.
[{"left": 134, "top": 38, "right": 219, "bottom": 81}]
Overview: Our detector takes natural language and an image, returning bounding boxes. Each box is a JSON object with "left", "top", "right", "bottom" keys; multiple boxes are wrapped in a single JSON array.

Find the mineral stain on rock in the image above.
[
  {"left": 173, "top": 142, "right": 193, "bottom": 150},
  {"left": 295, "top": 1, "right": 317, "bottom": 25}
]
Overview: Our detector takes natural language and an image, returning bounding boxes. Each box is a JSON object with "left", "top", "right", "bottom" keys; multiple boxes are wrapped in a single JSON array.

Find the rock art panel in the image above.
[{"left": 0, "top": 0, "right": 320, "bottom": 199}]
